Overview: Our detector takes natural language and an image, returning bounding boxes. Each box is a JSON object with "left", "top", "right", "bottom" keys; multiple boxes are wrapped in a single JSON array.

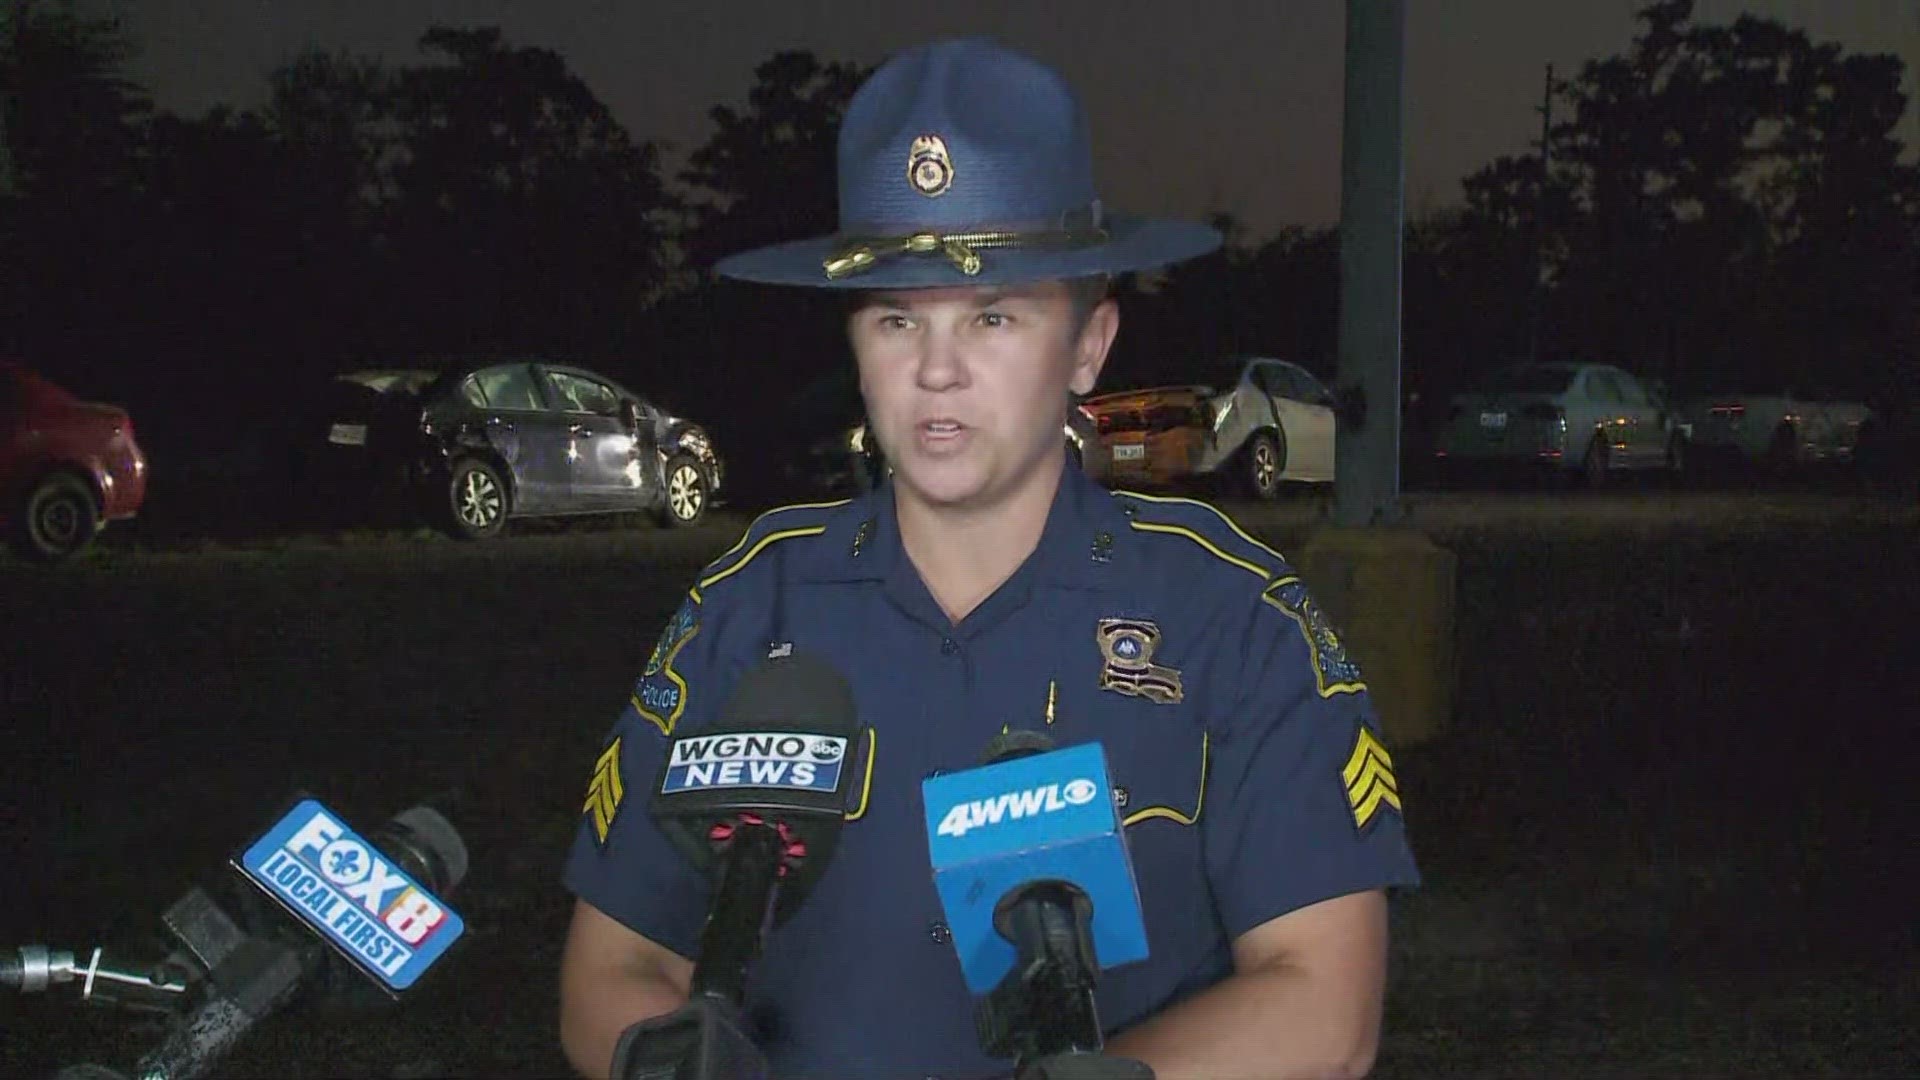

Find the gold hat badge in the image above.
[{"left": 908, "top": 134, "right": 954, "bottom": 197}]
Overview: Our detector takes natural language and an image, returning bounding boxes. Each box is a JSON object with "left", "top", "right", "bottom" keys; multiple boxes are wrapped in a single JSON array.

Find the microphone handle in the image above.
[
  {"left": 131, "top": 934, "right": 309, "bottom": 1080},
  {"left": 686, "top": 823, "right": 785, "bottom": 1009}
]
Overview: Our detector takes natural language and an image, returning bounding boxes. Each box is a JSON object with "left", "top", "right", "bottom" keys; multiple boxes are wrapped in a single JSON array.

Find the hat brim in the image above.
[{"left": 711, "top": 213, "right": 1222, "bottom": 289}]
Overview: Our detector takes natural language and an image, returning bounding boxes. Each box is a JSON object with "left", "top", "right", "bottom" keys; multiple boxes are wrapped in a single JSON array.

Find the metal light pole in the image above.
[
  {"left": 1331, "top": 0, "right": 1407, "bottom": 527},
  {"left": 1302, "top": 0, "right": 1455, "bottom": 748}
]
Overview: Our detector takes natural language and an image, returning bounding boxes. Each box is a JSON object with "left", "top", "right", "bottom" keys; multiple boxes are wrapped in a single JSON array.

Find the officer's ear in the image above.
[{"left": 1069, "top": 296, "right": 1118, "bottom": 397}]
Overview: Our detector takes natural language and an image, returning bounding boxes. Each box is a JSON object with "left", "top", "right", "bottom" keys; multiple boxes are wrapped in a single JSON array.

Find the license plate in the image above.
[
  {"left": 329, "top": 423, "right": 368, "bottom": 446},
  {"left": 1113, "top": 443, "right": 1145, "bottom": 461},
  {"left": 1479, "top": 412, "right": 1507, "bottom": 430}
]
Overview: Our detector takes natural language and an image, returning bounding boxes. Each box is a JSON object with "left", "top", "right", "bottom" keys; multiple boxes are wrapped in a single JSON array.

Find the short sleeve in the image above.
[
  {"left": 561, "top": 585, "right": 749, "bottom": 959},
  {"left": 1199, "top": 573, "right": 1422, "bottom": 940}
]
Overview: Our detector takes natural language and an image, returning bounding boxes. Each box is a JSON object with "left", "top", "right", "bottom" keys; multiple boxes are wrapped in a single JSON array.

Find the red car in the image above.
[{"left": 1, "top": 361, "right": 148, "bottom": 561}]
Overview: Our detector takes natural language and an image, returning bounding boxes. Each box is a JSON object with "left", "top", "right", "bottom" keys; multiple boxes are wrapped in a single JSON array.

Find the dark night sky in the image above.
[{"left": 81, "top": 0, "right": 1920, "bottom": 235}]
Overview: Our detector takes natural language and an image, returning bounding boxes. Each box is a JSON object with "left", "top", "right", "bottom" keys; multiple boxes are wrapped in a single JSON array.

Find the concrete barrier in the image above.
[{"left": 1296, "top": 526, "right": 1458, "bottom": 747}]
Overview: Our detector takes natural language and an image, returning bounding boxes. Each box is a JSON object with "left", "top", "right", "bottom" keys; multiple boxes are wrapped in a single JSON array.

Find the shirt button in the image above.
[
  {"left": 939, "top": 638, "right": 960, "bottom": 656},
  {"left": 927, "top": 919, "right": 951, "bottom": 944}
]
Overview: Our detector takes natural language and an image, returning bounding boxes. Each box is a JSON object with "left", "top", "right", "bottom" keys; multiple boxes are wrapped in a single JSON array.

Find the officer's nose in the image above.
[{"left": 913, "top": 329, "right": 966, "bottom": 393}]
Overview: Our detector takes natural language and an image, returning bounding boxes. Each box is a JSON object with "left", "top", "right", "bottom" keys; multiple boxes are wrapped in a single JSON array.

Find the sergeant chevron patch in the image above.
[
  {"left": 583, "top": 737, "right": 625, "bottom": 844},
  {"left": 1341, "top": 726, "right": 1400, "bottom": 833}
]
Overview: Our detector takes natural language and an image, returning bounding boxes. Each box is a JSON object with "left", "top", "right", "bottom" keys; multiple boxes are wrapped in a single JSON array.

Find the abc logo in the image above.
[
  {"left": 1062, "top": 779, "right": 1097, "bottom": 805},
  {"left": 810, "top": 738, "right": 844, "bottom": 762}
]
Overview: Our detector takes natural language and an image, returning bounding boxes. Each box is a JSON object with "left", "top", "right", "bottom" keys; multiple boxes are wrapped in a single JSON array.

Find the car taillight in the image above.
[{"left": 1709, "top": 404, "right": 1745, "bottom": 417}]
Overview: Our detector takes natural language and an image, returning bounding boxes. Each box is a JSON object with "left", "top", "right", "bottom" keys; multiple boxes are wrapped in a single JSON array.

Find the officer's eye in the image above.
[
  {"left": 875, "top": 313, "right": 913, "bottom": 331},
  {"left": 977, "top": 311, "right": 1011, "bottom": 328}
]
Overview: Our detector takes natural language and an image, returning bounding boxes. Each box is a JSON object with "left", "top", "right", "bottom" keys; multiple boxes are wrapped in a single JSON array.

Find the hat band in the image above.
[{"left": 822, "top": 224, "right": 1111, "bottom": 281}]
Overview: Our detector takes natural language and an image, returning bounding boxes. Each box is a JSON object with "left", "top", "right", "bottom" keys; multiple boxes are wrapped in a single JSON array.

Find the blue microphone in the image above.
[{"left": 922, "top": 731, "right": 1152, "bottom": 1071}]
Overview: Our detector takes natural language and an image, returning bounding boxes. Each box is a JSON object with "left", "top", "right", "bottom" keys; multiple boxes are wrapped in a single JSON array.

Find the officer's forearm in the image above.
[
  {"left": 1099, "top": 960, "right": 1383, "bottom": 1080},
  {"left": 558, "top": 967, "right": 688, "bottom": 1080}
]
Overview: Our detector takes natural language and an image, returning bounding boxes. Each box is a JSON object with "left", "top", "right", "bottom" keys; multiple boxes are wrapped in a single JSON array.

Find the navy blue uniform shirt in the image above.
[{"left": 564, "top": 462, "right": 1421, "bottom": 1079}]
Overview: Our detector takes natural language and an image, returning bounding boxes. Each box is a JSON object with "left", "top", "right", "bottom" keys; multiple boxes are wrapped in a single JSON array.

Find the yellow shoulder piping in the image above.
[
  {"left": 1112, "top": 488, "right": 1291, "bottom": 567},
  {"left": 689, "top": 499, "right": 848, "bottom": 602},
  {"left": 1126, "top": 520, "right": 1271, "bottom": 582}
]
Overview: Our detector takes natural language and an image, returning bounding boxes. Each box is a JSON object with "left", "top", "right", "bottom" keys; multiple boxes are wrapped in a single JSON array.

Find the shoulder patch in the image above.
[
  {"left": 1341, "top": 724, "right": 1401, "bottom": 834},
  {"left": 692, "top": 499, "right": 847, "bottom": 600},
  {"left": 1112, "top": 488, "right": 1289, "bottom": 583},
  {"left": 634, "top": 591, "right": 700, "bottom": 735},
  {"left": 1262, "top": 575, "right": 1367, "bottom": 697},
  {"left": 582, "top": 735, "right": 624, "bottom": 844}
]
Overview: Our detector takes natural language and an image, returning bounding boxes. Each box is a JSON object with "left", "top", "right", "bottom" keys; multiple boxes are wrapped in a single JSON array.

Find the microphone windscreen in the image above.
[
  {"left": 715, "top": 653, "right": 859, "bottom": 737},
  {"left": 980, "top": 728, "right": 1054, "bottom": 765},
  {"left": 389, "top": 806, "right": 470, "bottom": 893}
]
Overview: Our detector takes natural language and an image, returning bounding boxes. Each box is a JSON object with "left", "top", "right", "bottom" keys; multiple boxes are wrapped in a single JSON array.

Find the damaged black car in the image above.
[{"left": 312, "top": 360, "right": 724, "bottom": 538}]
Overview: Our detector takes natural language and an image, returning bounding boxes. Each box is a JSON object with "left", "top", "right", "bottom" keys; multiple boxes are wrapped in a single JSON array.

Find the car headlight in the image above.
[
  {"left": 849, "top": 424, "right": 867, "bottom": 452},
  {"left": 678, "top": 428, "right": 712, "bottom": 457}
]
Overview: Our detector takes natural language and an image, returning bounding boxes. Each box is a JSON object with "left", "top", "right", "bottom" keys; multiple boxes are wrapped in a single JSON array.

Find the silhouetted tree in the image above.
[
  {"left": 643, "top": 50, "right": 872, "bottom": 502},
  {"left": 1445, "top": 0, "right": 1917, "bottom": 398},
  {"left": 677, "top": 50, "right": 870, "bottom": 275},
  {"left": 382, "top": 25, "right": 678, "bottom": 358},
  {"left": 0, "top": 0, "right": 152, "bottom": 370}
]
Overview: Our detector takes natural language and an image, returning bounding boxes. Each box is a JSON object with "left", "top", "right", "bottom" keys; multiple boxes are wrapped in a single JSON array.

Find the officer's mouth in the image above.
[{"left": 915, "top": 417, "right": 971, "bottom": 453}]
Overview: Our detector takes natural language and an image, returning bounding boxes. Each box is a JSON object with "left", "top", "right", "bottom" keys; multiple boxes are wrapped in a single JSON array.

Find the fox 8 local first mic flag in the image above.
[{"left": 235, "top": 798, "right": 466, "bottom": 994}]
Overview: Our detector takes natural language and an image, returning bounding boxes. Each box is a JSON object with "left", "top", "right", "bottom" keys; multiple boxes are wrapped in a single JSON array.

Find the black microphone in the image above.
[
  {"left": 981, "top": 728, "right": 1055, "bottom": 764},
  {"left": 18, "top": 799, "right": 470, "bottom": 1080},
  {"left": 926, "top": 730, "right": 1155, "bottom": 1080},
  {"left": 612, "top": 652, "right": 867, "bottom": 1080},
  {"left": 650, "top": 652, "right": 864, "bottom": 1005}
]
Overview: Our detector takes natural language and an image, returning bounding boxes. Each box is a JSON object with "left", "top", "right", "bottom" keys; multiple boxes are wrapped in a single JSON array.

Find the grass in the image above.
[{"left": 1, "top": 488, "right": 1914, "bottom": 1078}]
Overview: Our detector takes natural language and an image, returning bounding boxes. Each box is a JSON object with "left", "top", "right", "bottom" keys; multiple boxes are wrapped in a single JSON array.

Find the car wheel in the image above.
[
  {"left": 443, "top": 457, "right": 508, "bottom": 540},
  {"left": 1245, "top": 432, "right": 1284, "bottom": 499},
  {"left": 657, "top": 455, "right": 708, "bottom": 528},
  {"left": 10, "top": 472, "right": 98, "bottom": 562},
  {"left": 1581, "top": 435, "right": 1609, "bottom": 486}
]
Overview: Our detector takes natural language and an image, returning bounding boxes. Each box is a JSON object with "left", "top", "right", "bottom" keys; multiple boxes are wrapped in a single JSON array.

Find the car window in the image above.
[
  {"left": 1613, "top": 373, "right": 1648, "bottom": 406},
  {"left": 1585, "top": 372, "right": 1623, "bottom": 404},
  {"left": 1489, "top": 366, "right": 1578, "bottom": 394},
  {"left": 1279, "top": 364, "right": 1332, "bottom": 405},
  {"left": 474, "top": 365, "right": 543, "bottom": 411},
  {"left": 545, "top": 371, "right": 621, "bottom": 416},
  {"left": 457, "top": 376, "right": 487, "bottom": 408}
]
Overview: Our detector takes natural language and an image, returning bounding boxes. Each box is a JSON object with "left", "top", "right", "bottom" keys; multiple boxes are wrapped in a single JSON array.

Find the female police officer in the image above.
[{"left": 558, "top": 37, "right": 1420, "bottom": 1080}]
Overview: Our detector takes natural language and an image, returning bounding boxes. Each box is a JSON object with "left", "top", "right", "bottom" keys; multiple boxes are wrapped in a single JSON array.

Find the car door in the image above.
[
  {"left": 1608, "top": 370, "right": 1661, "bottom": 465},
  {"left": 469, "top": 363, "right": 572, "bottom": 513},
  {"left": 541, "top": 368, "right": 652, "bottom": 509},
  {"left": 1273, "top": 362, "right": 1338, "bottom": 481}
]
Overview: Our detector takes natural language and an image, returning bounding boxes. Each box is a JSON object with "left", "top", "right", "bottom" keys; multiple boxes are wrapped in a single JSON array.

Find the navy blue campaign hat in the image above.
[{"left": 713, "top": 37, "right": 1222, "bottom": 289}]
